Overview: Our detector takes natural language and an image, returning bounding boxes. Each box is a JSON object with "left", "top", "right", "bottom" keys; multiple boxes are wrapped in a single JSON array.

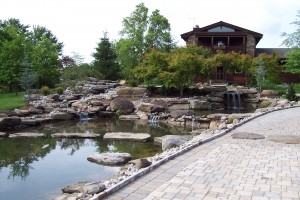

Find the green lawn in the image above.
[{"left": 0, "top": 92, "right": 25, "bottom": 111}]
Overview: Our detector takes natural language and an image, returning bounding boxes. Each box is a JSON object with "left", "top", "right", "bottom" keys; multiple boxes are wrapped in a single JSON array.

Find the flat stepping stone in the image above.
[
  {"left": 268, "top": 135, "right": 300, "bottom": 144},
  {"left": 0, "top": 132, "right": 8, "bottom": 138},
  {"left": 119, "top": 115, "right": 140, "bottom": 120},
  {"left": 9, "top": 132, "right": 45, "bottom": 138},
  {"left": 87, "top": 153, "right": 132, "bottom": 166},
  {"left": 103, "top": 132, "right": 151, "bottom": 142},
  {"left": 232, "top": 132, "right": 265, "bottom": 140},
  {"left": 51, "top": 133, "right": 100, "bottom": 138}
]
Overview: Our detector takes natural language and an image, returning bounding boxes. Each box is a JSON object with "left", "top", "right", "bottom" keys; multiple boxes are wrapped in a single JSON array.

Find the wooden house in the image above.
[{"left": 181, "top": 21, "right": 296, "bottom": 84}]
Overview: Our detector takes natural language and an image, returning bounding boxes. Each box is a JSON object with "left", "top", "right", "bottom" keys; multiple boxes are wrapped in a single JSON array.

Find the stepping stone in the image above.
[
  {"left": 51, "top": 133, "right": 100, "bottom": 138},
  {"left": 231, "top": 132, "right": 265, "bottom": 140},
  {"left": 87, "top": 153, "right": 132, "bottom": 166},
  {"left": 268, "top": 135, "right": 300, "bottom": 144},
  {"left": 103, "top": 132, "right": 151, "bottom": 142},
  {"left": 9, "top": 132, "right": 45, "bottom": 138}
]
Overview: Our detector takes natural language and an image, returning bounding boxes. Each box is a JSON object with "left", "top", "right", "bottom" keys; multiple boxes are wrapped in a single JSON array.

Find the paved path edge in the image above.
[{"left": 91, "top": 106, "right": 298, "bottom": 200}]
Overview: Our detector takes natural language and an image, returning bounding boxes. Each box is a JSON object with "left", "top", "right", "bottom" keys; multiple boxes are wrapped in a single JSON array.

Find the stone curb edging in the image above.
[{"left": 91, "top": 105, "right": 298, "bottom": 200}]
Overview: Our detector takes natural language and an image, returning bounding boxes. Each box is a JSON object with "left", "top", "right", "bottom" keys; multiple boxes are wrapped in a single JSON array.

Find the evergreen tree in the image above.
[{"left": 93, "top": 32, "right": 120, "bottom": 80}]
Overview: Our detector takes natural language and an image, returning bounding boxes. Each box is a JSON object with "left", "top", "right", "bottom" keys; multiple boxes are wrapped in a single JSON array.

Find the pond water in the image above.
[{"left": 0, "top": 119, "right": 190, "bottom": 200}]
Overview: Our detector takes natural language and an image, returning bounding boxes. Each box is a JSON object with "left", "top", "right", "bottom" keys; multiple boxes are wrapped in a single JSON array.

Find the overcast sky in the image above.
[{"left": 1, "top": 0, "right": 299, "bottom": 63}]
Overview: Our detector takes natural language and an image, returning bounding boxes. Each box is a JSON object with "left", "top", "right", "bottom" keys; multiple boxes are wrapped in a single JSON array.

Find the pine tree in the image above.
[{"left": 92, "top": 32, "right": 120, "bottom": 80}]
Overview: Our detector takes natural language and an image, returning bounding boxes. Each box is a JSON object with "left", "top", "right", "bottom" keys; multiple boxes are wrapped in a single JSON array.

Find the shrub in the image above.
[
  {"left": 41, "top": 86, "right": 50, "bottom": 96},
  {"left": 55, "top": 86, "right": 64, "bottom": 95},
  {"left": 115, "top": 109, "right": 122, "bottom": 117},
  {"left": 286, "top": 83, "right": 297, "bottom": 101}
]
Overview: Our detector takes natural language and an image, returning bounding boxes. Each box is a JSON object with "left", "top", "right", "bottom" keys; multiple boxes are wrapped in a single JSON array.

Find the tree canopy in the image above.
[
  {"left": 281, "top": 10, "right": 300, "bottom": 73},
  {"left": 0, "top": 18, "right": 63, "bottom": 92},
  {"left": 116, "top": 3, "right": 175, "bottom": 79}
]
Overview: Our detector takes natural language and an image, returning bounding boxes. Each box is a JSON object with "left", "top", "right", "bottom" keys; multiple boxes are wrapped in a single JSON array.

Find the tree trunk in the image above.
[{"left": 179, "top": 86, "right": 183, "bottom": 97}]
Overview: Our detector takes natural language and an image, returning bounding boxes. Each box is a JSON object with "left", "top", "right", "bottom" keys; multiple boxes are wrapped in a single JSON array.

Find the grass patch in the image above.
[{"left": 0, "top": 92, "right": 25, "bottom": 111}]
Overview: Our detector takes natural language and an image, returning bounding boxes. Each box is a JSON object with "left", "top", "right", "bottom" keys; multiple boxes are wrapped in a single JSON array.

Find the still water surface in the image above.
[{"left": 0, "top": 119, "right": 189, "bottom": 200}]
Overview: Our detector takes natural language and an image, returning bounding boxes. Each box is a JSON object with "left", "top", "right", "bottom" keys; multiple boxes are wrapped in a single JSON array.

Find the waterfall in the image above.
[
  {"left": 79, "top": 112, "right": 90, "bottom": 121},
  {"left": 149, "top": 114, "right": 160, "bottom": 126},
  {"left": 225, "top": 92, "right": 242, "bottom": 109}
]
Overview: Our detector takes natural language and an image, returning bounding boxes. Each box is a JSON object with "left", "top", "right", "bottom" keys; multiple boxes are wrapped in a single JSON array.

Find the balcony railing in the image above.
[{"left": 202, "top": 45, "right": 245, "bottom": 54}]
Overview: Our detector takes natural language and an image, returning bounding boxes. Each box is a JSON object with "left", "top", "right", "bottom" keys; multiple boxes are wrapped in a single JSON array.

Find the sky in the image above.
[{"left": 1, "top": 0, "right": 299, "bottom": 63}]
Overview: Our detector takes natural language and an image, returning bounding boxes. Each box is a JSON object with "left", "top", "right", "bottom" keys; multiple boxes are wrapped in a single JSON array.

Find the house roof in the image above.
[
  {"left": 255, "top": 48, "right": 291, "bottom": 59},
  {"left": 181, "top": 21, "right": 263, "bottom": 44}
]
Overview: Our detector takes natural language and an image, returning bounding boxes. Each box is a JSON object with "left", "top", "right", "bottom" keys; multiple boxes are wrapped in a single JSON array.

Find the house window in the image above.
[
  {"left": 235, "top": 69, "right": 242, "bottom": 74},
  {"left": 208, "top": 26, "right": 235, "bottom": 32}
]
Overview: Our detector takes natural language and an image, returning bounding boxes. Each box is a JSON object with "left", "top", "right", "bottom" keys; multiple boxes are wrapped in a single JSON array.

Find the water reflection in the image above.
[{"left": 0, "top": 119, "right": 186, "bottom": 200}]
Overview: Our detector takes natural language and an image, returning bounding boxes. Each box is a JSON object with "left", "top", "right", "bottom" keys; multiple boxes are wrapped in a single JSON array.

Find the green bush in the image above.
[
  {"left": 115, "top": 109, "right": 122, "bottom": 117},
  {"left": 286, "top": 84, "right": 297, "bottom": 101},
  {"left": 55, "top": 86, "right": 64, "bottom": 95},
  {"left": 126, "top": 79, "right": 138, "bottom": 87},
  {"left": 41, "top": 86, "right": 50, "bottom": 96}
]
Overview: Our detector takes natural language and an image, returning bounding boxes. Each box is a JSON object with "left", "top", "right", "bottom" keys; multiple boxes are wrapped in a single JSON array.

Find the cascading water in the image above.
[
  {"left": 225, "top": 92, "right": 242, "bottom": 109},
  {"left": 79, "top": 112, "right": 90, "bottom": 121}
]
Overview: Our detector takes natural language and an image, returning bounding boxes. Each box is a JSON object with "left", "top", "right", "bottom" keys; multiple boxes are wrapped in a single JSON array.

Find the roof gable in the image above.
[{"left": 181, "top": 21, "right": 263, "bottom": 43}]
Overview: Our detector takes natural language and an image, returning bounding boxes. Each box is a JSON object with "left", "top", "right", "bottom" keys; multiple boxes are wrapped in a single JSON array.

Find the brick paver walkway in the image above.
[{"left": 105, "top": 107, "right": 300, "bottom": 200}]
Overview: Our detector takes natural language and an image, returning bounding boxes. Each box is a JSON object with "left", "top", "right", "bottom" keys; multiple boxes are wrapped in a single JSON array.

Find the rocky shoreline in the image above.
[{"left": 0, "top": 78, "right": 297, "bottom": 200}]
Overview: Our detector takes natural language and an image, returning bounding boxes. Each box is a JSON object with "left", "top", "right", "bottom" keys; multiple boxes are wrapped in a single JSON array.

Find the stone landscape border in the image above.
[{"left": 92, "top": 105, "right": 298, "bottom": 200}]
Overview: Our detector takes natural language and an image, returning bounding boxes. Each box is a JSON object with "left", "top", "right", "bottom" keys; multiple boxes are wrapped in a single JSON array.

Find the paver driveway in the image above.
[{"left": 105, "top": 107, "right": 300, "bottom": 200}]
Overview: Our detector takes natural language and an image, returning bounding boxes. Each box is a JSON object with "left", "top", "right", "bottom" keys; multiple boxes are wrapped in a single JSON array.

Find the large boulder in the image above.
[
  {"left": 138, "top": 103, "right": 165, "bottom": 113},
  {"left": 128, "top": 158, "right": 152, "bottom": 169},
  {"left": 103, "top": 132, "right": 151, "bottom": 142},
  {"left": 110, "top": 98, "right": 134, "bottom": 114},
  {"left": 115, "top": 87, "right": 150, "bottom": 97},
  {"left": 150, "top": 99, "right": 168, "bottom": 109},
  {"left": 189, "top": 100, "right": 211, "bottom": 110},
  {"left": 51, "top": 112, "right": 76, "bottom": 120},
  {"left": 260, "top": 90, "right": 278, "bottom": 98},
  {"left": 87, "top": 153, "right": 132, "bottom": 166},
  {"left": 161, "top": 135, "right": 191, "bottom": 151},
  {"left": 61, "top": 181, "right": 106, "bottom": 195},
  {"left": 170, "top": 110, "right": 194, "bottom": 119},
  {"left": 0, "top": 116, "right": 21, "bottom": 130}
]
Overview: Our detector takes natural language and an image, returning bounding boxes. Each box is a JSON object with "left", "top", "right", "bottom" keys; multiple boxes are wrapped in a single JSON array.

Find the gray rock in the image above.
[
  {"left": 53, "top": 193, "right": 81, "bottom": 200},
  {"left": 51, "top": 133, "right": 100, "bottom": 138},
  {"left": 87, "top": 153, "right": 132, "bottom": 166},
  {"left": 62, "top": 182, "right": 89, "bottom": 193},
  {"left": 138, "top": 103, "right": 165, "bottom": 113},
  {"left": 170, "top": 110, "right": 194, "bottom": 119},
  {"left": 128, "top": 158, "right": 152, "bottom": 169},
  {"left": 150, "top": 99, "right": 168, "bottom": 109},
  {"left": 110, "top": 98, "right": 134, "bottom": 115},
  {"left": 9, "top": 132, "right": 45, "bottom": 138},
  {"left": 190, "top": 100, "right": 211, "bottom": 110},
  {"left": 90, "top": 100, "right": 103, "bottom": 106},
  {"left": 119, "top": 115, "right": 140, "bottom": 120},
  {"left": 51, "top": 112, "right": 76, "bottom": 120},
  {"left": 103, "top": 132, "right": 151, "bottom": 142},
  {"left": 0, "top": 116, "right": 21, "bottom": 130},
  {"left": 29, "top": 108, "right": 44, "bottom": 114},
  {"left": 161, "top": 135, "right": 192, "bottom": 151},
  {"left": 115, "top": 87, "right": 150, "bottom": 97},
  {"left": 168, "top": 103, "right": 190, "bottom": 110},
  {"left": 0, "top": 132, "right": 8, "bottom": 137},
  {"left": 21, "top": 119, "right": 41, "bottom": 126},
  {"left": 82, "top": 182, "right": 106, "bottom": 195}
]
